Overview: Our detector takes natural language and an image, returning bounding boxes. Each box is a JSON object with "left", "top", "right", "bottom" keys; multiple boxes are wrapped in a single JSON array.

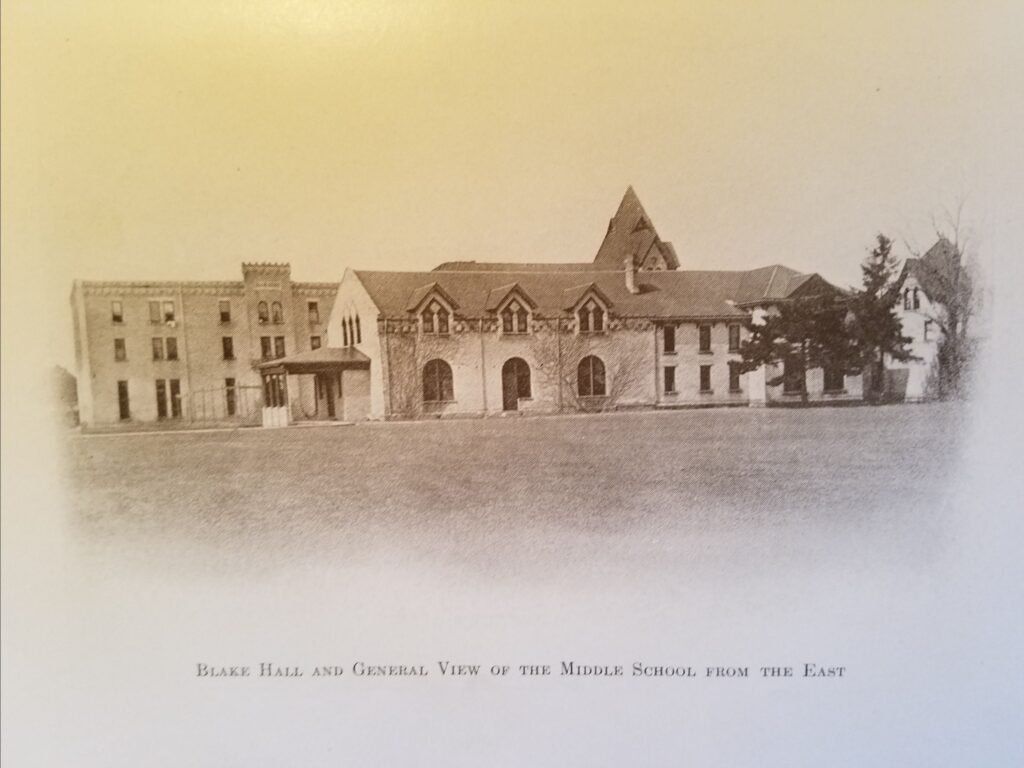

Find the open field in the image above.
[{"left": 64, "top": 403, "right": 969, "bottom": 577}]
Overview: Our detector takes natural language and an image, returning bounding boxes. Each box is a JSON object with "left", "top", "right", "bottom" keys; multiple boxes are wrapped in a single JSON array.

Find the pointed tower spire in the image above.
[{"left": 592, "top": 187, "right": 680, "bottom": 271}]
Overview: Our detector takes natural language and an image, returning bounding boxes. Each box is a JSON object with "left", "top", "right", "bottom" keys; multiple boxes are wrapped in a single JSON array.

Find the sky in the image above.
[{"left": 2, "top": 0, "right": 1022, "bottom": 371}]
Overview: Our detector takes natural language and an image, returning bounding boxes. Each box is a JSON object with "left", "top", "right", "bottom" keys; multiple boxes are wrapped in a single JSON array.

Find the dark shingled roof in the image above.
[
  {"left": 592, "top": 187, "right": 681, "bottom": 271},
  {"left": 354, "top": 265, "right": 832, "bottom": 321},
  {"left": 433, "top": 261, "right": 597, "bottom": 272},
  {"left": 901, "top": 237, "right": 959, "bottom": 302}
]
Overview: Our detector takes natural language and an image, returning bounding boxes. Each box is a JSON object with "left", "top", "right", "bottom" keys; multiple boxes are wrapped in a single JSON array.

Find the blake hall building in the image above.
[{"left": 71, "top": 188, "right": 941, "bottom": 428}]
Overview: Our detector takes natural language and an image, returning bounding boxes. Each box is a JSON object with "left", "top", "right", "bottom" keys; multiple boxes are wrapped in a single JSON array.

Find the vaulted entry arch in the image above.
[{"left": 501, "top": 357, "right": 531, "bottom": 411}]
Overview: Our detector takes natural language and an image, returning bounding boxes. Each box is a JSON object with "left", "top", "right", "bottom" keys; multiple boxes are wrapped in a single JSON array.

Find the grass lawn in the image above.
[{"left": 64, "top": 403, "right": 968, "bottom": 577}]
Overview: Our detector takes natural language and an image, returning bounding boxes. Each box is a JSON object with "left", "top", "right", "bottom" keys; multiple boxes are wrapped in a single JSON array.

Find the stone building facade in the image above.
[
  {"left": 70, "top": 263, "right": 336, "bottom": 426},
  {"left": 78, "top": 188, "right": 958, "bottom": 428}
]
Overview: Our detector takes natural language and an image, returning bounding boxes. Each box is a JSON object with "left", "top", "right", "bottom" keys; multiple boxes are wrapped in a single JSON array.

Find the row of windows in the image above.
[
  {"left": 781, "top": 360, "right": 846, "bottom": 394},
  {"left": 663, "top": 363, "right": 744, "bottom": 395},
  {"left": 116, "top": 378, "right": 241, "bottom": 421},
  {"left": 420, "top": 356, "right": 611, "bottom": 404},
  {"left": 113, "top": 335, "right": 322, "bottom": 362},
  {"left": 110, "top": 300, "right": 322, "bottom": 326},
  {"left": 903, "top": 288, "right": 921, "bottom": 310},
  {"left": 341, "top": 315, "right": 362, "bottom": 347},
  {"left": 664, "top": 323, "right": 742, "bottom": 354}
]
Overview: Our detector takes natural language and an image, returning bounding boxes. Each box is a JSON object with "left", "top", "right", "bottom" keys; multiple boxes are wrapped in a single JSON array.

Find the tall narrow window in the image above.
[
  {"left": 501, "top": 300, "right": 530, "bottom": 334},
  {"left": 924, "top": 320, "right": 933, "bottom": 342},
  {"left": 903, "top": 288, "right": 912, "bottom": 310},
  {"left": 355, "top": 316, "right": 362, "bottom": 343},
  {"left": 114, "top": 338, "right": 127, "bottom": 362},
  {"left": 162, "top": 301, "right": 175, "bottom": 323},
  {"left": 578, "top": 300, "right": 604, "bottom": 333},
  {"left": 152, "top": 338, "right": 164, "bottom": 361},
  {"left": 824, "top": 367, "right": 845, "bottom": 392},
  {"left": 225, "top": 378, "right": 236, "bottom": 416},
  {"left": 149, "top": 301, "right": 161, "bottom": 324},
  {"left": 664, "top": 365, "right": 676, "bottom": 394},
  {"left": 783, "top": 358, "right": 806, "bottom": 394},
  {"left": 308, "top": 301, "right": 320, "bottom": 324},
  {"left": 699, "top": 364, "right": 712, "bottom": 392},
  {"left": 260, "top": 336, "right": 272, "bottom": 359},
  {"left": 274, "top": 336, "right": 285, "bottom": 359},
  {"left": 664, "top": 324, "right": 676, "bottom": 353},
  {"left": 422, "top": 302, "right": 450, "bottom": 335},
  {"left": 222, "top": 337, "right": 234, "bottom": 360},
  {"left": 165, "top": 337, "right": 179, "bottom": 361},
  {"left": 155, "top": 380, "right": 168, "bottom": 419},
  {"left": 169, "top": 379, "right": 181, "bottom": 418},
  {"left": 728, "top": 324, "right": 741, "bottom": 352},
  {"left": 219, "top": 300, "right": 232, "bottom": 323},
  {"left": 729, "top": 362, "right": 742, "bottom": 392},
  {"left": 310, "top": 336, "right": 321, "bottom": 350},
  {"left": 342, "top": 319, "right": 350, "bottom": 346},
  {"left": 912, "top": 288, "right": 920, "bottom": 310},
  {"left": 117, "top": 381, "right": 130, "bottom": 420},
  {"left": 111, "top": 301, "right": 124, "bottom": 324},
  {"left": 271, "top": 301, "right": 284, "bottom": 324},
  {"left": 577, "top": 356, "right": 606, "bottom": 397},
  {"left": 699, "top": 324, "right": 712, "bottom": 353},
  {"left": 258, "top": 301, "right": 269, "bottom": 324},
  {"left": 263, "top": 374, "right": 287, "bottom": 408},
  {"left": 423, "top": 359, "right": 454, "bottom": 403}
]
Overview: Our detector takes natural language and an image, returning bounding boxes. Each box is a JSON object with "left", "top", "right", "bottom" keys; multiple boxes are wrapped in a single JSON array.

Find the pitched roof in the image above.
[
  {"left": 902, "top": 237, "right": 959, "bottom": 301},
  {"left": 257, "top": 347, "right": 371, "bottom": 374},
  {"left": 433, "top": 261, "right": 596, "bottom": 272},
  {"left": 354, "top": 266, "right": 831, "bottom": 321},
  {"left": 592, "top": 187, "right": 681, "bottom": 271}
]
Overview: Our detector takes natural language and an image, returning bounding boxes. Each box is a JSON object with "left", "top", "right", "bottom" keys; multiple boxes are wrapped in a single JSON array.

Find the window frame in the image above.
[
  {"left": 421, "top": 300, "right": 452, "bottom": 337},
  {"left": 699, "top": 364, "right": 713, "bottom": 393},
  {"left": 728, "top": 324, "right": 741, "bottom": 353},
  {"left": 310, "top": 335, "right": 322, "bottom": 350},
  {"left": 728, "top": 362, "right": 742, "bottom": 393},
  {"left": 113, "top": 338, "right": 127, "bottom": 362},
  {"left": 165, "top": 337, "right": 179, "bottom": 361},
  {"left": 151, "top": 337, "right": 165, "bottom": 361},
  {"left": 577, "top": 355, "right": 607, "bottom": 398},
  {"left": 111, "top": 301, "right": 124, "bottom": 324},
  {"left": 664, "top": 365, "right": 677, "bottom": 394},
  {"left": 663, "top": 324, "right": 676, "bottom": 354},
  {"left": 782, "top": 357, "right": 806, "bottom": 394},
  {"left": 307, "top": 301, "right": 320, "bottom": 325},
  {"left": 222, "top": 336, "right": 235, "bottom": 361},
  {"left": 271, "top": 301, "right": 284, "bottom": 325},
  {"left": 219, "top": 300, "right": 232, "bottom": 324},
  {"left": 422, "top": 359, "right": 455, "bottom": 403},
  {"left": 117, "top": 380, "right": 130, "bottom": 420},
  {"left": 257, "top": 301, "right": 270, "bottom": 324},
  {"left": 273, "top": 336, "right": 286, "bottom": 359},
  {"left": 698, "top": 324, "right": 712, "bottom": 353},
  {"left": 823, "top": 366, "right": 846, "bottom": 393},
  {"left": 577, "top": 298, "right": 606, "bottom": 334}
]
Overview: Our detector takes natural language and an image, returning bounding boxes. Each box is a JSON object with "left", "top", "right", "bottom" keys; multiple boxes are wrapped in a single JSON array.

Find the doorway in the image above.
[{"left": 501, "top": 358, "right": 531, "bottom": 411}]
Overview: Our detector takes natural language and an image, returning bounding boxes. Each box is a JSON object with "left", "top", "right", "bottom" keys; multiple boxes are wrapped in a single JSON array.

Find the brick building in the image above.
[{"left": 77, "top": 188, "right": 960, "bottom": 428}]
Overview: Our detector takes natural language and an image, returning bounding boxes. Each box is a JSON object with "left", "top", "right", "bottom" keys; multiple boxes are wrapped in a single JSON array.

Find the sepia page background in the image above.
[{"left": 3, "top": 1, "right": 1023, "bottom": 765}]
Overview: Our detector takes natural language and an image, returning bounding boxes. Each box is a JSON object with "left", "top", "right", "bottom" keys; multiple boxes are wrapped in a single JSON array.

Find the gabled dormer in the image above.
[
  {"left": 406, "top": 282, "right": 458, "bottom": 336},
  {"left": 485, "top": 283, "right": 537, "bottom": 335},
  {"left": 562, "top": 283, "right": 613, "bottom": 334}
]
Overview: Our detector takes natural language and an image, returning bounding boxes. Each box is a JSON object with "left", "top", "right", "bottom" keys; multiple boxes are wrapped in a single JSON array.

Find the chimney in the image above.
[{"left": 624, "top": 257, "right": 639, "bottom": 294}]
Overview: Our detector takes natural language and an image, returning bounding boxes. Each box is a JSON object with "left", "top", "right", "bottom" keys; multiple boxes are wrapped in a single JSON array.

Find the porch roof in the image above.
[{"left": 258, "top": 347, "right": 371, "bottom": 375}]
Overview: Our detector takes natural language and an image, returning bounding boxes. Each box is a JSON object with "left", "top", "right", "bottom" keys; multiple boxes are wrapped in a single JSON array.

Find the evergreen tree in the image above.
[
  {"left": 738, "top": 294, "right": 858, "bottom": 404},
  {"left": 848, "top": 234, "right": 916, "bottom": 399}
]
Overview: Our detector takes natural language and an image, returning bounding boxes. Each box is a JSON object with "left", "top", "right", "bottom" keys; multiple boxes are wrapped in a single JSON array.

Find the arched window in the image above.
[
  {"left": 423, "top": 359, "right": 454, "bottom": 403},
  {"left": 578, "top": 299, "right": 604, "bottom": 333},
  {"left": 912, "top": 288, "right": 920, "bottom": 310},
  {"left": 271, "top": 301, "right": 284, "bottom": 324},
  {"left": 577, "top": 355, "right": 606, "bottom": 397},
  {"left": 257, "top": 301, "right": 269, "bottom": 323},
  {"left": 422, "top": 301, "right": 450, "bottom": 335},
  {"left": 501, "top": 300, "right": 530, "bottom": 334},
  {"left": 342, "top": 318, "right": 350, "bottom": 347},
  {"left": 501, "top": 357, "right": 531, "bottom": 409},
  {"left": 355, "top": 315, "right": 362, "bottom": 344},
  {"left": 903, "top": 288, "right": 911, "bottom": 310}
]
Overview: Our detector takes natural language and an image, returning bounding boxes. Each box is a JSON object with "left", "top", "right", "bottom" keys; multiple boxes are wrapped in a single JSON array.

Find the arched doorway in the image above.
[{"left": 501, "top": 358, "right": 531, "bottom": 411}]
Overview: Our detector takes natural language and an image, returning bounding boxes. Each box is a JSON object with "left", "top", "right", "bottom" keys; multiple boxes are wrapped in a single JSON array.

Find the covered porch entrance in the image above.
[{"left": 257, "top": 347, "right": 371, "bottom": 428}]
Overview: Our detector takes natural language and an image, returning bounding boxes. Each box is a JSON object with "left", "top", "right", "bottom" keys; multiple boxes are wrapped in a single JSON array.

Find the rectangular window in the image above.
[
  {"left": 274, "top": 336, "right": 285, "bottom": 359},
  {"left": 111, "top": 301, "right": 124, "bottom": 324},
  {"left": 114, "top": 338, "right": 127, "bottom": 362},
  {"left": 152, "top": 338, "right": 164, "bottom": 361},
  {"left": 117, "top": 381, "right": 130, "bottom": 420},
  {"left": 728, "top": 324, "right": 741, "bottom": 352},
  {"left": 783, "top": 358, "right": 806, "bottom": 394},
  {"left": 664, "top": 366, "right": 676, "bottom": 394},
  {"left": 162, "top": 301, "right": 175, "bottom": 323},
  {"left": 308, "top": 301, "right": 320, "bottom": 324},
  {"left": 699, "top": 324, "right": 712, "bottom": 353},
  {"left": 310, "top": 335, "right": 321, "bottom": 350},
  {"left": 260, "top": 336, "right": 272, "bottom": 359},
  {"left": 219, "top": 300, "right": 231, "bottom": 323},
  {"left": 149, "top": 301, "right": 161, "bottom": 324},
  {"left": 222, "top": 337, "right": 234, "bottom": 360},
  {"left": 169, "top": 379, "right": 181, "bottom": 418},
  {"left": 699, "top": 364, "right": 712, "bottom": 393},
  {"left": 729, "top": 362, "right": 742, "bottom": 392},
  {"left": 923, "top": 319, "right": 933, "bottom": 342},
  {"left": 225, "top": 378, "right": 236, "bottom": 416},
  {"left": 664, "top": 324, "right": 676, "bottom": 354},
  {"left": 165, "top": 337, "right": 179, "bottom": 361},
  {"left": 155, "top": 379, "right": 168, "bottom": 419},
  {"left": 824, "top": 367, "right": 845, "bottom": 392}
]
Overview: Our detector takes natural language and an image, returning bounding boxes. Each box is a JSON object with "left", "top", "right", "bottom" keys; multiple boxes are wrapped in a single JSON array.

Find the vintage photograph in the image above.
[{"left": 3, "top": 2, "right": 1022, "bottom": 766}]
